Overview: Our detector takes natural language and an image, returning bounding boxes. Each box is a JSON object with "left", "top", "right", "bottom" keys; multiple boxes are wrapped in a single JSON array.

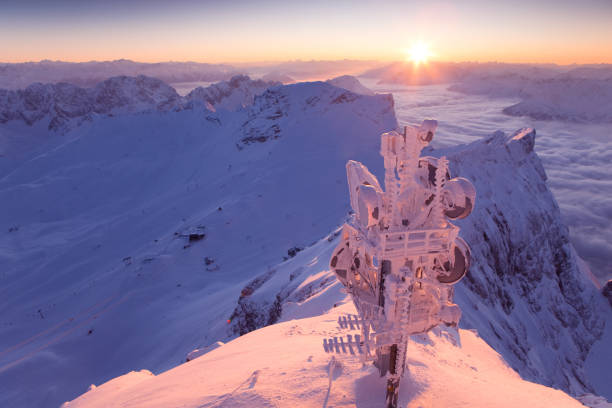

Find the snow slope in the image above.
[
  {"left": 0, "top": 81, "right": 396, "bottom": 408},
  {"left": 64, "top": 301, "right": 585, "bottom": 408}
]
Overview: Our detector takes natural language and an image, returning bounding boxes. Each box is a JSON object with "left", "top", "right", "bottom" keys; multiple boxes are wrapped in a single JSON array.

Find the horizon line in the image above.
[{"left": 2, "top": 58, "right": 612, "bottom": 67}]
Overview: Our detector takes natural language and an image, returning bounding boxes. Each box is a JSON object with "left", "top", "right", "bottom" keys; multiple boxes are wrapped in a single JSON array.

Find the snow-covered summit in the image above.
[
  {"left": 0, "top": 60, "right": 237, "bottom": 90},
  {"left": 0, "top": 75, "right": 182, "bottom": 132},
  {"left": 0, "top": 74, "right": 284, "bottom": 132},
  {"left": 326, "top": 75, "right": 375, "bottom": 95},
  {"left": 185, "top": 75, "right": 280, "bottom": 111},
  {"left": 260, "top": 71, "right": 295, "bottom": 84},
  {"left": 91, "top": 75, "right": 182, "bottom": 114},
  {"left": 64, "top": 303, "right": 587, "bottom": 408}
]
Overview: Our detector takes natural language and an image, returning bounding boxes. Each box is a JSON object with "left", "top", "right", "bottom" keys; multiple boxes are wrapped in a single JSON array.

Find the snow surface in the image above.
[
  {"left": 64, "top": 302, "right": 585, "bottom": 408},
  {"left": 1, "top": 74, "right": 611, "bottom": 407},
  {"left": 0, "top": 80, "right": 396, "bottom": 407}
]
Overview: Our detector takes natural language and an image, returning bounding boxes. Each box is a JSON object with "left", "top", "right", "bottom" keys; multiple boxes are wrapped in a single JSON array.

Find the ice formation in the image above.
[{"left": 330, "top": 120, "right": 475, "bottom": 406}]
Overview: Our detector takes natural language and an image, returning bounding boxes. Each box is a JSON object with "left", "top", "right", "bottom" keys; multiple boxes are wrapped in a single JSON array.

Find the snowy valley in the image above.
[{"left": 0, "top": 73, "right": 611, "bottom": 407}]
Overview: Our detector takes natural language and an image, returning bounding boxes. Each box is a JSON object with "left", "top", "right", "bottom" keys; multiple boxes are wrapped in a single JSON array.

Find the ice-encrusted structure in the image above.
[{"left": 328, "top": 120, "right": 475, "bottom": 406}]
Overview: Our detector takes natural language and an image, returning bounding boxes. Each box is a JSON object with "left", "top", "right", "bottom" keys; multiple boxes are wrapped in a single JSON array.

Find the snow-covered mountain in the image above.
[
  {"left": 0, "top": 60, "right": 237, "bottom": 90},
  {"left": 0, "top": 59, "right": 384, "bottom": 91},
  {"left": 326, "top": 75, "right": 375, "bottom": 95},
  {"left": 0, "top": 80, "right": 397, "bottom": 408},
  {"left": 185, "top": 75, "right": 280, "bottom": 111},
  {"left": 1, "top": 75, "right": 610, "bottom": 407},
  {"left": 0, "top": 74, "right": 280, "bottom": 133},
  {"left": 260, "top": 72, "right": 296, "bottom": 84}
]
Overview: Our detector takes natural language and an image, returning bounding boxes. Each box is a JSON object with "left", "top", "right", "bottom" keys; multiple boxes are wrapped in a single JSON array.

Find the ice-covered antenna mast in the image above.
[{"left": 329, "top": 119, "right": 475, "bottom": 408}]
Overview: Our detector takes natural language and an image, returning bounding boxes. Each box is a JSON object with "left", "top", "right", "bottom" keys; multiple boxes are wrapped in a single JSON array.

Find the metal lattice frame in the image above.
[{"left": 329, "top": 120, "right": 476, "bottom": 407}]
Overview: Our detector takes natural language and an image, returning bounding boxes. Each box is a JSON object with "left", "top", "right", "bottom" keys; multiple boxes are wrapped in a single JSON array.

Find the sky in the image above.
[{"left": 1, "top": 0, "right": 611, "bottom": 64}]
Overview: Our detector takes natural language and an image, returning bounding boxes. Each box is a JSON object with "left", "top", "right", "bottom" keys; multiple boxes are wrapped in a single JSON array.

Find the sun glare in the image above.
[{"left": 407, "top": 42, "right": 432, "bottom": 65}]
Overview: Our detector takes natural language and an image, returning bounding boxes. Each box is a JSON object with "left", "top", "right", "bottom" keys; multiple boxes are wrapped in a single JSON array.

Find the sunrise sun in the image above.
[{"left": 406, "top": 41, "right": 432, "bottom": 64}]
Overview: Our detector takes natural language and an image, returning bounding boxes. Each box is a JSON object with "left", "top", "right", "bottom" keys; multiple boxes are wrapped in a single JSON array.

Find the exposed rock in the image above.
[
  {"left": 440, "top": 128, "right": 607, "bottom": 396},
  {"left": 188, "top": 233, "right": 205, "bottom": 242},
  {"left": 602, "top": 280, "right": 612, "bottom": 308}
]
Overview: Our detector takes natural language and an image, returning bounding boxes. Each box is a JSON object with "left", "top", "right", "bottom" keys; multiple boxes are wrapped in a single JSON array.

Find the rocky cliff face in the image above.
[
  {"left": 602, "top": 281, "right": 612, "bottom": 308},
  {"left": 227, "top": 127, "right": 610, "bottom": 397},
  {"left": 442, "top": 129, "right": 608, "bottom": 396}
]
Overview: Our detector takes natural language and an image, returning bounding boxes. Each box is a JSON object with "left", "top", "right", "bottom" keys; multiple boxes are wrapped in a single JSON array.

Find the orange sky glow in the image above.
[{"left": 1, "top": 1, "right": 611, "bottom": 65}]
